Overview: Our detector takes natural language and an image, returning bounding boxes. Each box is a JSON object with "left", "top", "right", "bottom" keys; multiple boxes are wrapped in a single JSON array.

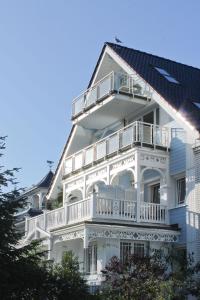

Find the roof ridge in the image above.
[{"left": 106, "top": 42, "right": 200, "bottom": 72}]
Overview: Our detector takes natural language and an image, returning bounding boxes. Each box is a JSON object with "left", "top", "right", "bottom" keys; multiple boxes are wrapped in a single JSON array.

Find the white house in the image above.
[{"left": 22, "top": 42, "right": 200, "bottom": 288}]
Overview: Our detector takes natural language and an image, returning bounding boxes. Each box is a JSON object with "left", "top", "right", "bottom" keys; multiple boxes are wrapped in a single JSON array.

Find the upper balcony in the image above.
[
  {"left": 71, "top": 72, "right": 152, "bottom": 125},
  {"left": 64, "top": 120, "right": 170, "bottom": 177}
]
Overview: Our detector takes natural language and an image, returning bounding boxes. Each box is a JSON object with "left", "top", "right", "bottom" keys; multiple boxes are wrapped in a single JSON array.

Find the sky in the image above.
[{"left": 0, "top": 0, "right": 200, "bottom": 189}]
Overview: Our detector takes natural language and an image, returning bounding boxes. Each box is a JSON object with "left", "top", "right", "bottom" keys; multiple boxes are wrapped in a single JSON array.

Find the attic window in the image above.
[
  {"left": 193, "top": 102, "right": 200, "bottom": 109},
  {"left": 155, "top": 67, "right": 179, "bottom": 84}
]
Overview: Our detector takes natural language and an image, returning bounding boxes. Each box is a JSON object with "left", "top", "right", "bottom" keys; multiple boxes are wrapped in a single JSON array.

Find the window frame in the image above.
[
  {"left": 120, "top": 241, "right": 146, "bottom": 264},
  {"left": 149, "top": 182, "right": 160, "bottom": 204},
  {"left": 176, "top": 176, "right": 186, "bottom": 206},
  {"left": 85, "top": 243, "right": 97, "bottom": 274}
]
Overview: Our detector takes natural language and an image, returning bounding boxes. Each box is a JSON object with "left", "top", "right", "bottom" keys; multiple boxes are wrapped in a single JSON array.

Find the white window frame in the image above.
[
  {"left": 120, "top": 241, "right": 147, "bottom": 263},
  {"left": 85, "top": 243, "right": 97, "bottom": 274},
  {"left": 151, "top": 182, "right": 160, "bottom": 204},
  {"left": 176, "top": 176, "right": 186, "bottom": 206}
]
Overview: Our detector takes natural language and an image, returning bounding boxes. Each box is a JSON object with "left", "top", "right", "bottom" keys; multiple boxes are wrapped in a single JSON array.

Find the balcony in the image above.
[
  {"left": 25, "top": 195, "right": 168, "bottom": 237},
  {"left": 72, "top": 72, "right": 152, "bottom": 120},
  {"left": 64, "top": 121, "right": 170, "bottom": 176}
]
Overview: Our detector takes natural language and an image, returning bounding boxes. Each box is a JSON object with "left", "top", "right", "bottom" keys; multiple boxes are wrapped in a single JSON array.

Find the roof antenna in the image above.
[
  {"left": 47, "top": 160, "right": 54, "bottom": 171},
  {"left": 115, "top": 36, "right": 122, "bottom": 44}
]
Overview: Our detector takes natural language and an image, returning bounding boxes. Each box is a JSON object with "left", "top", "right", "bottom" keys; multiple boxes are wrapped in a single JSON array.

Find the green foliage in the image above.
[
  {"left": 47, "top": 189, "right": 63, "bottom": 210},
  {"left": 100, "top": 250, "right": 200, "bottom": 300},
  {"left": 101, "top": 253, "right": 167, "bottom": 300},
  {"left": 52, "top": 251, "right": 89, "bottom": 300},
  {"left": 0, "top": 136, "right": 91, "bottom": 299}
]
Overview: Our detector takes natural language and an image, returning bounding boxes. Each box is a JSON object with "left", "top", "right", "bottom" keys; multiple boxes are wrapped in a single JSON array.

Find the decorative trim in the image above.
[
  {"left": 110, "top": 155, "right": 135, "bottom": 172},
  {"left": 65, "top": 178, "right": 84, "bottom": 191},
  {"left": 87, "top": 228, "right": 179, "bottom": 243},
  {"left": 140, "top": 154, "right": 167, "bottom": 166},
  {"left": 54, "top": 229, "right": 85, "bottom": 244},
  {"left": 86, "top": 168, "right": 107, "bottom": 182}
]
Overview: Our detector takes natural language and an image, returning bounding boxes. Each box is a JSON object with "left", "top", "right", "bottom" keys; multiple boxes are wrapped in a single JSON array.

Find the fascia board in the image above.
[{"left": 47, "top": 125, "right": 77, "bottom": 199}]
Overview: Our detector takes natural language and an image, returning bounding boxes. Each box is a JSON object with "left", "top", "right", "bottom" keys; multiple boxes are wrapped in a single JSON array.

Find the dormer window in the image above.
[
  {"left": 193, "top": 102, "right": 200, "bottom": 109},
  {"left": 155, "top": 67, "right": 179, "bottom": 84}
]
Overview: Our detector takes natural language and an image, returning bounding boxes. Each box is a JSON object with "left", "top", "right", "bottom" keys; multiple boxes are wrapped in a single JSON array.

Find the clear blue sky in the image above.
[{"left": 1, "top": 0, "right": 200, "bottom": 188}]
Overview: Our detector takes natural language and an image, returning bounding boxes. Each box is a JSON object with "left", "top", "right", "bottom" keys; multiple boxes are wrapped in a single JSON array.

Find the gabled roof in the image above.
[{"left": 91, "top": 42, "right": 200, "bottom": 132}]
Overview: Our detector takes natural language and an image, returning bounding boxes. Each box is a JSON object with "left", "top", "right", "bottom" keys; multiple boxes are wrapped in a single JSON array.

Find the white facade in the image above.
[{"left": 22, "top": 44, "right": 200, "bottom": 287}]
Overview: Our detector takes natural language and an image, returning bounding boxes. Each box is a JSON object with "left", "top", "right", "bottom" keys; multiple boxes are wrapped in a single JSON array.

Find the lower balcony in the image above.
[{"left": 25, "top": 196, "right": 168, "bottom": 238}]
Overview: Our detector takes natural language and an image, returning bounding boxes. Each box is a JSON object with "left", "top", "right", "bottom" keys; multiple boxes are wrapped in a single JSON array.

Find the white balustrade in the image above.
[
  {"left": 68, "top": 198, "right": 91, "bottom": 224},
  {"left": 27, "top": 217, "right": 36, "bottom": 234},
  {"left": 140, "top": 203, "right": 167, "bottom": 223},
  {"left": 46, "top": 207, "right": 65, "bottom": 230},
  {"left": 96, "top": 197, "right": 137, "bottom": 221},
  {"left": 64, "top": 121, "right": 170, "bottom": 175},
  {"left": 25, "top": 198, "right": 167, "bottom": 237},
  {"left": 72, "top": 72, "right": 152, "bottom": 118},
  {"left": 37, "top": 214, "right": 45, "bottom": 230},
  {"left": 85, "top": 146, "right": 94, "bottom": 165}
]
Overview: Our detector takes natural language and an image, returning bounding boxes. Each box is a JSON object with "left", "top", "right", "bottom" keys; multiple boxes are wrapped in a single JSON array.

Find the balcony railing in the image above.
[
  {"left": 25, "top": 196, "right": 168, "bottom": 237},
  {"left": 64, "top": 121, "right": 169, "bottom": 176},
  {"left": 72, "top": 72, "right": 152, "bottom": 118}
]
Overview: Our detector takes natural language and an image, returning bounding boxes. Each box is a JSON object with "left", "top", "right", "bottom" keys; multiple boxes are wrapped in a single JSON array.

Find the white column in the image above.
[
  {"left": 38, "top": 192, "right": 43, "bottom": 209},
  {"left": 48, "top": 237, "right": 53, "bottom": 260},
  {"left": 107, "top": 165, "right": 110, "bottom": 185},
  {"left": 64, "top": 202, "right": 68, "bottom": 225},
  {"left": 90, "top": 193, "right": 96, "bottom": 219},
  {"left": 135, "top": 150, "right": 141, "bottom": 222},
  {"left": 83, "top": 175, "right": 86, "bottom": 198},
  {"left": 25, "top": 217, "right": 28, "bottom": 236}
]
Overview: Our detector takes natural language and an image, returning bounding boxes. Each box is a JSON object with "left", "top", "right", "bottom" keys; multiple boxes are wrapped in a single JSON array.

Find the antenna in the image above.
[{"left": 46, "top": 160, "right": 54, "bottom": 171}]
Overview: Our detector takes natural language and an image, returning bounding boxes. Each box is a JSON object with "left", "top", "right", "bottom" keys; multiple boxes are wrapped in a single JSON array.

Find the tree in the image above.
[
  {"left": 100, "top": 249, "right": 200, "bottom": 300},
  {"left": 0, "top": 136, "right": 56, "bottom": 299},
  {"left": 0, "top": 136, "right": 91, "bottom": 299},
  {"left": 101, "top": 253, "right": 167, "bottom": 300},
  {"left": 52, "top": 251, "right": 89, "bottom": 300}
]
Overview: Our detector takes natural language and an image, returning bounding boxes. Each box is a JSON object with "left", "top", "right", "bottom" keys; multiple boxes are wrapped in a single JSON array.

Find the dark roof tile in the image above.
[{"left": 106, "top": 42, "right": 200, "bottom": 131}]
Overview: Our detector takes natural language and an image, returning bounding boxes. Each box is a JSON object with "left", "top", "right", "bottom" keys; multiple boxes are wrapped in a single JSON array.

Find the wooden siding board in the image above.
[{"left": 169, "top": 206, "right": 186, "bottom": 244}]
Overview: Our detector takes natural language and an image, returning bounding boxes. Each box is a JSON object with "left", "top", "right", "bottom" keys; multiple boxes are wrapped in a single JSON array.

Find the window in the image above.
[
  {"left": 120, "top": 242, "right": 145, "bottom": 264},
  {"left": 86, "top": 243, "right": 97, "bottom": 274},
  {"left": 155, "top": 67, "right": 179, "bottom": 84},
  {"left": 151, "top": 183, "right": 160, "bottom": 204},
  {"left": 176, "top": 177, "right": 186, "bottom": 205},
  {"left": 120, "top": 242, "right": 131, "bottom": 264},
  {"left": 134, "top": 243, "right": 145, "bottom": 257}
]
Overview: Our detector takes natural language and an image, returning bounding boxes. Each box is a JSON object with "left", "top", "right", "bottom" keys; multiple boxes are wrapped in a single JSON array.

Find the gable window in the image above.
[
  {"left": 155, "top": 67, "right": 179, "bottom": 84},
  {"left": 176, "top": 177, "right": 186, "bottom": 205}
]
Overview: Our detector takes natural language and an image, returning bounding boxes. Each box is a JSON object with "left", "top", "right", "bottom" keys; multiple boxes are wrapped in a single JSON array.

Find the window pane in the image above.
[
  {"left": 177, "top": 177, "right": 186, "bottom": 205},
  {"left": 151, "top": 184, "right": 160, "bottom": 204},
  {"left": 134, "top": 243, "right": 145, "bottom": 257},
  {"left": 120, "top": 242, "right": 131, "bottom": 264},
  {"left": 164, "top": 75, "right": 179, "bottom": 84},
  {"left": 155, "top": 67, "right": 170, "bottom": 76}
]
